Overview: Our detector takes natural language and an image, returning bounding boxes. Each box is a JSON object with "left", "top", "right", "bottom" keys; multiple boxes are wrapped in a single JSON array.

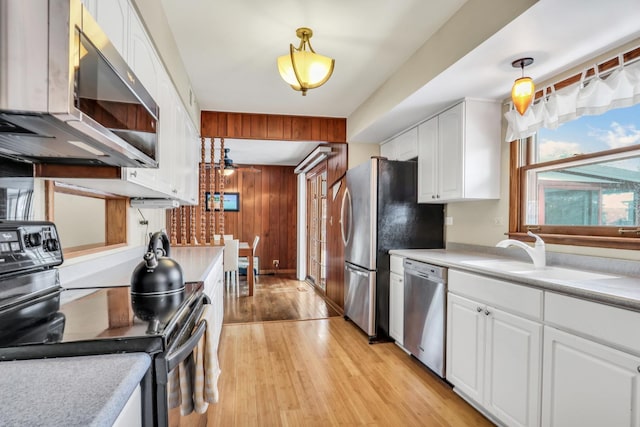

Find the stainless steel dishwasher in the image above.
[{"left": 403, "top": 258, "right": 447, "bottom": 378}]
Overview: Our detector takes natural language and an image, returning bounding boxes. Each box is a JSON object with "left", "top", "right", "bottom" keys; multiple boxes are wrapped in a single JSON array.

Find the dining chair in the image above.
[
  {"left": 223, "top": 234, "right": 234, "bottom": 241},
  {"left": 213, "top": 234, "right": 221, "bottom": 244},
  {"left": 223, "top": 239, "right": 240, "bottom": 294},
  {"left": 238, "top": 235, "right": 260, "bottom": 277}
]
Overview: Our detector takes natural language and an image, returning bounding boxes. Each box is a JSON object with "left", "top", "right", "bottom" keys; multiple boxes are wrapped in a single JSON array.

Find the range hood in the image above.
[{"left": 0, "top": 0, "right": 159, "bottom": 168}]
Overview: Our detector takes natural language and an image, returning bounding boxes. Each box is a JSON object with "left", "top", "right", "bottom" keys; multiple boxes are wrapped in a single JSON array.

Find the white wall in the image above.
[
  {"left": 348, "top": 143, "right": 380, "bottom": 169},
  {"left": 54, "top": 192, "right": 106, "bottom": 248}
]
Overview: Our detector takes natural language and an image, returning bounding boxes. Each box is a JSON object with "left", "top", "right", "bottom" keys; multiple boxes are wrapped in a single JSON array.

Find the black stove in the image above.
[{"left": 0, "top": 221, "right": 207, "bottom": 426}]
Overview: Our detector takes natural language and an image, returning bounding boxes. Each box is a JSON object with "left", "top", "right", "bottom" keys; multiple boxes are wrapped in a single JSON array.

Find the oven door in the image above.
[{"left": 152, "top": 295, "right": 209, "bottom": 427}]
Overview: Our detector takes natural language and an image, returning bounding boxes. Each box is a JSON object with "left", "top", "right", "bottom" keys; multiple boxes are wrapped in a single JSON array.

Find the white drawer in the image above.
[
  {"left": 545, "top": 292, "right": 640, "bottom": 356},
  {"left": 449, "top": 269, "right": 543, "bottom": 320},
  {"left": 390, "top": 255, "right": 404, "bottom": 274}
]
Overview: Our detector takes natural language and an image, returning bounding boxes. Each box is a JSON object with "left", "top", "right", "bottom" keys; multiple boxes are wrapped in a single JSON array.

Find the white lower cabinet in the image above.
[
  {"left": 112, "top": 385, "right": 142, "bottom": 427},
  {"left": 389, "top": 255, "right": 405, "bottom": 345},
  {"left": 447, "top": 270, "right": 542, "bottom": 427},
  {"left": 542, "top": 325, "right": 640, "bottom": 427},
  {"left": 389, "top": 271, "right": 404, "bottom": 344}
]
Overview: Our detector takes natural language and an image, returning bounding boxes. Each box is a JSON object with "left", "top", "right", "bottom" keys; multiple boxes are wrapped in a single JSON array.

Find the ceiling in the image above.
[{"left": 157, "top": 0, "right": 640, "bottom": 166}]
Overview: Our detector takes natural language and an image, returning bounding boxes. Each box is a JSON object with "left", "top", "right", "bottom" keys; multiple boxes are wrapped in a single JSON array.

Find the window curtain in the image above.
[{"left": 505, "top": 55, "right": 640, "bottom": 141}]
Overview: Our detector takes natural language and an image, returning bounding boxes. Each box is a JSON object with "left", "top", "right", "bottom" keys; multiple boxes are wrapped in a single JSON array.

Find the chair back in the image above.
[
  {"left": 252, "top": 235, "right": 260, "bottom": 251},
  {"left": 223, "top": 234, "right": 234, "bottom": 241},
  {"left": 213, "top": 234, "right": 221, "bottom": 243},
  {"left": 223, "top": 239, "right": 239, "bottom": 271}
]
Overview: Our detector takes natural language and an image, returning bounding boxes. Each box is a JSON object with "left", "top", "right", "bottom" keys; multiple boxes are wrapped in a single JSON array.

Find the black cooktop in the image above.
[{"left": 0, "top": 282, "right": 203, "bottom": 361}]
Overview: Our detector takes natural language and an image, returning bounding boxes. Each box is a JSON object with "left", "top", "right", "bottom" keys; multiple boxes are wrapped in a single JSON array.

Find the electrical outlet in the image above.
[
  {"left": 273, "top": 259, "right": 279, "bottom": 267},
  {"left": 445, "top": 216, "right": 453, "bottom": 226}
]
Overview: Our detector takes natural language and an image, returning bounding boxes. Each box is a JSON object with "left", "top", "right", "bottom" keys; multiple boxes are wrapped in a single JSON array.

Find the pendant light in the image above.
[
  {"left": 511, "top": 57, "right": 535, "bottom": 115},
  {"left": 277, "top": 27, "right": 335, "bottom": 96}
]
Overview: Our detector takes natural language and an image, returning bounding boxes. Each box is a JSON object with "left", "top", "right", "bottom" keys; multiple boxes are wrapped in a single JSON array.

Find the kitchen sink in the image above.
[
  {"left": 510, "top": 267, "right": 618, "bottom": 281},
  {"left": 460, "top": 259, "right": 618, "bottom": 281}
]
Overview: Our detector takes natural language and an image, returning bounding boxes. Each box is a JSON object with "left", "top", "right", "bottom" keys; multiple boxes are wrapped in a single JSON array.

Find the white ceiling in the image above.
[{"left": 157, "top": 0, "right": 640, "bottom": 166}]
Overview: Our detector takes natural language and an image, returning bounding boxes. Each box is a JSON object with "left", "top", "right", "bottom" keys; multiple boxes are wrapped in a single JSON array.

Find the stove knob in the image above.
[
  {"left": 45, "top": 238, "right": 59, "bottom": 252},
  {"left": 26, "top": 233, "right": 42, "bottom": 247}
]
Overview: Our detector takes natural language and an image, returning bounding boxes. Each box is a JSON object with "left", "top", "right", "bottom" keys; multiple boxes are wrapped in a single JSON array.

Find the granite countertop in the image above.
[
  {"left": 390, "top": 248, "right": 640, "bottom": 312},
  {"left": 61, "top": 246, "right": 224, "bottom": 289},
  {"left": 0, "top": 353, "right": 150, "bottom": 427}
]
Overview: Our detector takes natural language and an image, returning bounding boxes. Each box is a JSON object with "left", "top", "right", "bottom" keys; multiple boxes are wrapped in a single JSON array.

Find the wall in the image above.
[
  {"left": 54, "top": 193, "right": 105, "bottom": 249},
  {"left": 348, "top": 143, "right": 380, "bottom": 169}
]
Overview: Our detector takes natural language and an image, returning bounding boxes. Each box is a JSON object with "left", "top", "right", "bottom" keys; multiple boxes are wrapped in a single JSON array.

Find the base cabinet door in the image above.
[
  {"left": 389, "top": 271, "right": 404, "bottom": 344},
  {"left": 447, "top": 293, "right": 485, "bottom": 403},
  {"left": 447, "top": 293, "right": 542, "bottom": 427},
  {"left": 485, "top": 307, "right": 542, "bottom": 427},
  {"left": 542, "top": 326, "right": 640, "bottom": 427}
]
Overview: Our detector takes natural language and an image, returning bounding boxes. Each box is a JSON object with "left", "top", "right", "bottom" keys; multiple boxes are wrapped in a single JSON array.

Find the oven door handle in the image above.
[{"left": 166, "top": 314, "right": 207, "bottom": 372}]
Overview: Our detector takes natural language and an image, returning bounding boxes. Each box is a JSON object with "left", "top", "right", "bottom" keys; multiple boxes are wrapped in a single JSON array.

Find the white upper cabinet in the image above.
[
  {"left": 417, "top": 99, "right": 501, "bottom": 203},
  {"left": 380, "top": 127, "right": 418, "bottom": 161},
  {"left": 73, "top": 0, "right": 199, "bottom": 205}
]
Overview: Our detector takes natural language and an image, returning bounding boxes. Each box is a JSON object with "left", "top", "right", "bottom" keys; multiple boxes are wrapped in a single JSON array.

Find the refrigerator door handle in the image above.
[
  {"left": 340, "top": 187, "right": 352, "bottom": 246},
  {"left": 345, "top": 263, "right": 368, "bottom": 277}
]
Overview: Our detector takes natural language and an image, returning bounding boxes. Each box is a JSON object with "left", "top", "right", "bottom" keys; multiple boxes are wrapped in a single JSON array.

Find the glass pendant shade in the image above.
[
  {"left": 512, "top": 77, "right": 535, "bottom": 115},
  {"left": 277, "top": 28, "right": 334, "bottom": 96}
]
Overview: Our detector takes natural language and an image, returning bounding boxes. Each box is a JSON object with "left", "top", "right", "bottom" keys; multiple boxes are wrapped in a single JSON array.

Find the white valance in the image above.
[{"left": 505, "top": 54, "right": 640, "bottom": 141}]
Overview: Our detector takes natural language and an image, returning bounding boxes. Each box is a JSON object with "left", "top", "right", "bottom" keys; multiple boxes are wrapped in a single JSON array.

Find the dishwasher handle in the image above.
[{"left": 404, "top": 259, "right": 447, "bottom": 283}]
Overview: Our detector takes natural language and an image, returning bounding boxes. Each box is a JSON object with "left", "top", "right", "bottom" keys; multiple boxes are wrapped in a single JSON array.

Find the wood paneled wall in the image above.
[
  {"left": 168, "top": 165, "right": 298, "bottom": 273},
  {"left": 224, "top": 166, "right": 298, "bottom": 273},
  {"left": 201, "top": 111, "right": 346, "bottom": 143}
]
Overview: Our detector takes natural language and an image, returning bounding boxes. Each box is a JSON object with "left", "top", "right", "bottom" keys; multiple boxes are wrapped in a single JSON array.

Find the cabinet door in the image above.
[
  {"left": 128, "top": 11, "right": 159, "bottom": 101},
  {"left": 417, "top": 117, "right": 439, "bottom": 203},
  {"left": 389, "top": 271, "right": 404, "bottom": 344},
  {"left": 395, "top": 127, "right": 418, "bottom": 160},
  {"left": 542, "top": 326, "right": 640, "bottom": 427},
  {"left": 485, "top": 307, "right": 542, "bottom": 427},
  {"left": 93, "top": 0, "right": 130, "bottom": 58},
  {"left": 380, "top": 141, "right": 396, "bottom": 160},
  {"left": 446, "top": 293, "right": 485, "bottom": 403},
  {"left": 438, "top": 102, "right": 463, "bottom": 200}
]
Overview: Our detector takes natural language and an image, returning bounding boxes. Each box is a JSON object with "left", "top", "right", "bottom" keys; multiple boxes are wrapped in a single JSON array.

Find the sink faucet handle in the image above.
[{"left": 527, "top": 231, "right": 545, "bottom": 247}]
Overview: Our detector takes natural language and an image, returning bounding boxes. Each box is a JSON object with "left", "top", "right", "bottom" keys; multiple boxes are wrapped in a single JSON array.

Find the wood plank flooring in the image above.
[
  {"left": 224, "top": 273, "right": 341, "bottom": 324},
  {"left": 196, "top": 274, "right": 493, "bottom": 426}
]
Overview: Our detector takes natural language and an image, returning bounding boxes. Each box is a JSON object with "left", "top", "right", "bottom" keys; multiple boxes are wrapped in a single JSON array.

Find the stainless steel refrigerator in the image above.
[{"left": 341, "top": 157, "right": 444, "bottom": 342}]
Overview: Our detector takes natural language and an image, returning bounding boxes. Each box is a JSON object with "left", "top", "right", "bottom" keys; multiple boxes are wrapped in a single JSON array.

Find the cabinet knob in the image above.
[
  {"left": 476, "top": 307, "right": 482, "bottom": 312},
  {"left": 436, "top": 194, "right": 440, "bottom": 199},
  {"left": 637, "top": 366, "right": 640, "bottom": 373},
  {"left": 130, "top": 171, "right": 137, "bottom": 178},
  {"left": 484, "top": 309, "right": 491, "bottom": 316},
  {"left": 432, "top": 195, "right": 436, "bottom": 199}
]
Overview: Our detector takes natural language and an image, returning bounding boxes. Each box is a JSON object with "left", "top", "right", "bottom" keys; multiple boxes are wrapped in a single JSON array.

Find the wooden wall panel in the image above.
[
  {"left": 201, "top": 111, "right": 346, "bottom": 142},
  {"left": 326, "top": 176, "right": 345, "bottom": 310}
]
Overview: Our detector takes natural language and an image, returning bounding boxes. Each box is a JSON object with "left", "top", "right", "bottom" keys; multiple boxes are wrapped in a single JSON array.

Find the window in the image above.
[{"left": 511, "top": 103, "right": 640, "bottom": 249}]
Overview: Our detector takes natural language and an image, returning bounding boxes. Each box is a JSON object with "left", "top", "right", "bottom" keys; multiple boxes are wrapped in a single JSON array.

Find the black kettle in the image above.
[{"left": 130, "top": 231, "right": 185, "bottom": 327}]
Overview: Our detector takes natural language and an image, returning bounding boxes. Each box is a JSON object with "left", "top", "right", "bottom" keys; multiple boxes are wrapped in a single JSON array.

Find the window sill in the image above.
[{"left": 507, "top": 232, "right": 640, "bottom": 250}]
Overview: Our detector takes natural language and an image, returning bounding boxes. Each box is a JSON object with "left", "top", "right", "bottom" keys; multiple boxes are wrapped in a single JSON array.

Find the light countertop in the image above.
[
  {"left": 0, "top": 353, "right": 150, "bottom": 427},
  {"left": 390, "top": 248, "right": 640, "bottom": 312},
  {"left": 61, "top": 246, "right": 224, "bottom": 289}
]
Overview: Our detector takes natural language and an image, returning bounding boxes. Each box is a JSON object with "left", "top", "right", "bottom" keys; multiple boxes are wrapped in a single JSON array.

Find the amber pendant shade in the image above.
[{"left": 511, "top": 76, "right": 535, "bottom": 115}]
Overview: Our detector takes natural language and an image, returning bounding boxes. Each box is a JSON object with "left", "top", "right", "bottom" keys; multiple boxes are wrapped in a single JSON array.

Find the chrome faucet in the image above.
[{"left": 496, "top": 231, "right": 546, "bottom": 269}]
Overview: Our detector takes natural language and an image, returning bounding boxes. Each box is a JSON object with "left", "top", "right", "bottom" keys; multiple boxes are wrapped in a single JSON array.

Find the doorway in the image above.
[{"left": 306, "top": 165, "right": 327, "bottom": 292}]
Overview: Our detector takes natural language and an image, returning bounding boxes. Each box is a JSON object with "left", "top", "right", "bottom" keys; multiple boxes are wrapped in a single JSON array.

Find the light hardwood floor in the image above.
[{"left": 197, "top": 274, "right": 493, "bottom": 426}]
